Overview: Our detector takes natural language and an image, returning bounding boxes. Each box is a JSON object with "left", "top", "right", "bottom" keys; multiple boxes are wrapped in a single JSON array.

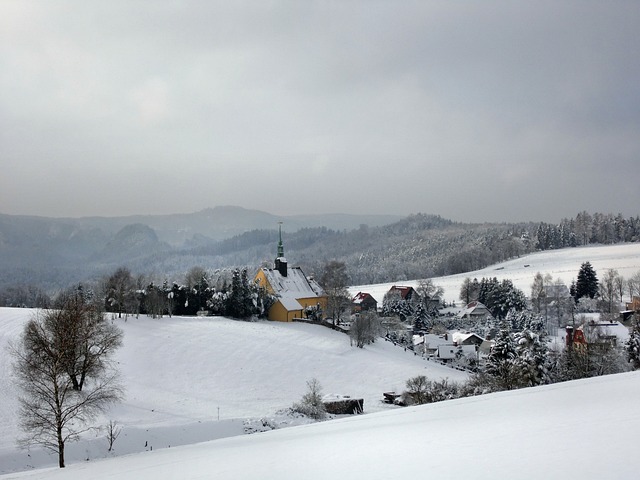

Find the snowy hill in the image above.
[
  {"left": 0, "top": 308, "right": 466, "bottom": 474},
  {"left": 3, "top": 371, "right": 640, "bottom": 479},
  {"left": 350, "top": 243, "right": 640, "bottom": 306},
  {"left": 3, "top": 243, "right": 640, "bottom": 477}
]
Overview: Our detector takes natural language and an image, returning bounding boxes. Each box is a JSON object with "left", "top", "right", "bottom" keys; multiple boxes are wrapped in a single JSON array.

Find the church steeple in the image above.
[
  {"left": 277, "top": 221, "right": 284, "bottom": 259},
  {"left": 275, "top": 222, "right": 287, "bottom": 277}
]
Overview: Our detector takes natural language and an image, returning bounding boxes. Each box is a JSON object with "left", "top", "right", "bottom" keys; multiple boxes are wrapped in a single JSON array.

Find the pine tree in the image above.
[
  {"left": 224, "top": 268, "right": 255, "bottom": 319},
  {"left": 626, "top": 320, "right": 640, "bottom": 370},
  {"left": 575, "top": 261, "right": 598, "bottom": 300},
  {"left": 413, "top": 303, "right": 430, "bottom": 332},
  {"left": 485, "top": 329, "right": 521, "bottom": 390},
  {"left": 513, "top": 329, "right": 551, "bottom": 386}
]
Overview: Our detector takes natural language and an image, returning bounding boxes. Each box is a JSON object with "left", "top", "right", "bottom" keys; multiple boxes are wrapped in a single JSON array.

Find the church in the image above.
[{"left": 254, "top": 225, "right": 327, "bottom": 322}]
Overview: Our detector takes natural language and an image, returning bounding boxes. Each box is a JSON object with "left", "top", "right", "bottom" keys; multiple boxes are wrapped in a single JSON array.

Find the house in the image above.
[
  {"left": 566, "top": 320, "right": 630, "bottom": 348},
  {"left": 254, "top": 225, "right": 327, "bottom": 322},
  {"left": 386, "top": 285, "right": 420, "bottom": 303},
  {"left": 352, "top": 292, "right": 378, "bottom": 313},
  {"left": 451, "top": 331, "right": 485, "bottom": 348},
  {"left": 458, "top": 301, "right": 494, "bottom": 320},
  {"left": 626, "top": 296, "right": 640, "bottom": 312},
  {"left": 413, "top": 333, "right": 449, "bottom": 357},
  {"left": 436, "top": 344, "right": 477, "bottom": 361}
]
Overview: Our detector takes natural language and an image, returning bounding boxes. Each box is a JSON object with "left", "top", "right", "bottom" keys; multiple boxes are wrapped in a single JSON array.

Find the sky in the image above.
[{"left": 1, "top": 1, "right": 639, "bottom": 223}]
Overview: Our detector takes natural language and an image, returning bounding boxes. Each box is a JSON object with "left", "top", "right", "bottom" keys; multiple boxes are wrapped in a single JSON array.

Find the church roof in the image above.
[{"left": 260, "top": 266, "right": 325, "bottom": 305}]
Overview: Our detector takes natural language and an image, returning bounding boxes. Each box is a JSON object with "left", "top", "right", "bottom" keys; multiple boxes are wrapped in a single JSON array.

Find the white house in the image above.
[{"left": 458, "top": 301, "right": 494, "bottom": 320}]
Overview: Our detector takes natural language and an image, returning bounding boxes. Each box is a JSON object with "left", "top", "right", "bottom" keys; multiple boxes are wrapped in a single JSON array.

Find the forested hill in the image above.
[
  {"left": 154, "top": 211, "right": 640, "bottom": 285},
  {"left": 148, "top": 213, "right": 533, "bottom": 285},
  {"left": 1, "top": 210, "right": 639, "bottom": 300}
]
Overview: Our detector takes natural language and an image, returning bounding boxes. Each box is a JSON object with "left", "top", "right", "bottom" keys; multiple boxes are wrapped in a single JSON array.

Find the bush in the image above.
[
  {"left": 403, "top": 375, "right": 460, "bottom": 405},
  {"left": 292, "top": 378, "right": 327, "bottom": 420}
]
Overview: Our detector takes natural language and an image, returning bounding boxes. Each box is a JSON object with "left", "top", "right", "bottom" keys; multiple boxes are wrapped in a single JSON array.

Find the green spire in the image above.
[{"left": 277, "top": 222, "right": 284, "bottom": 258}]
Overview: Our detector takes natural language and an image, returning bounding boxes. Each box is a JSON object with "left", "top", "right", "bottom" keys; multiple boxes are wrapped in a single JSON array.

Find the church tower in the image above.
[{"left": 274, "top": 222, "right": 288, "bottom": 277}]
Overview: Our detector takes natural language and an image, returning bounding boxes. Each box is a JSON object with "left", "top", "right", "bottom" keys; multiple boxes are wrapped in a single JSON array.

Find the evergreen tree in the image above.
[
  {"left": 626, "top": 320, "right": 640, "bottom": 370},
  {"left": 224, "top": 268, "right": 254, "bottom": 319},
  {"left": 513, "top": 329, "right": 551, "bottom": 386},
  {"left": 477, "top": 278, "right": 526, "bottom": 319},
  {"left": 575, "top": 261, "right": 599, "bottom": 300},
  {"left": 413, "top": 303, "right": 430, "bottom": 332},
  {"left": 485, "top": 329, "right": 521, "bottom": 390}
]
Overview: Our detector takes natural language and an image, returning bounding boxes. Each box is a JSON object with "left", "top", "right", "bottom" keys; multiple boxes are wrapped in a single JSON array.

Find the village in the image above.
[{"left": 251, "top": 228, "right": 638, "bottom": 380}]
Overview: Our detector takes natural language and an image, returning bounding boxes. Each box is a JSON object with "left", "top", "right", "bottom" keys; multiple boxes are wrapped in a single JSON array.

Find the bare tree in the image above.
[
  {"left": 600, "top": 268, "right": 621, "bottom": 314},
  {"left": 320, "top": 261, "right": 351, "bottom": 325},
  {"left": 349, "top": 310, "right": 382, "bottom": 348},
  {"left": 53, "top": 291, "right": 123, "bottom": 392},
  {"left": 404, "top": 375, "right": 430, "bottom": 405},
  {"left": 627, "top": 272, "right": 640, "bottom": 302},
  {"left": 530, "top": 272, "right": 546, "bottom": 314},
  {"left": 105, "top": 420, "right": 122, "bottom": 452},
  {"left": 105, "top": 267, "right": 135, "bottom": 318},
  {"left": 416, "top": 278, "right": 444, "bottom": 313},
  {"left": 11, "top": 303, "right": 123, "bottom": 468}
]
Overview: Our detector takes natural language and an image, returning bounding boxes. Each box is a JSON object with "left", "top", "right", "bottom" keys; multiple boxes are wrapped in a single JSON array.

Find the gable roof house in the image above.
[
  {"left": 254, "top": 225, "right": 327, "bottom": 322},
  {"left": 352, "top": 292, "right": 378, "bottom": 313},
  {"left": 566, "top": 319, "right": 630, "bottom": 349},
  {"left": 386, "top": 286, "right": 420, "bottom": 303},
  {"left": 458, "top": 301, "right": 494, "bottom": 320}
]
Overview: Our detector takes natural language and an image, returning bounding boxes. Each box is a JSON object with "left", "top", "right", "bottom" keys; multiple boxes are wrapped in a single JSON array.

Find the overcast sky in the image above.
[{"left": 1, "top": 1, "right": 639, "bottom": 223}]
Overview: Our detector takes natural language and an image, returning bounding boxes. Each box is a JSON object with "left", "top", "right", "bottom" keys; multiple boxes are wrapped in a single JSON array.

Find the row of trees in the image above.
[
  {"left": 535, "top": 212, "right": 640, "bottom": 251},
  {"left": 103, "top": 266, "right": 274, "bottom": 320},
  {"left": 459, "top": 277, "right": 527, "bottom": 319}
]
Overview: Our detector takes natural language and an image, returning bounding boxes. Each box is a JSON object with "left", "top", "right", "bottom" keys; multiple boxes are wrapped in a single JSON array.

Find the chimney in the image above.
[{"left": 565, "top": 326, "right": 574, "bottom": 347}]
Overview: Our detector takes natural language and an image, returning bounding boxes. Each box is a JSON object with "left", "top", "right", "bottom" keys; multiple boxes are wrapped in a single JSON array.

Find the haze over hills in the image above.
[
  {"left": 1, "top": 207, "right": 639, "bottom": 299},
  {"left": 0, "top": 206, "right": 403, "bottom": 246},
  {"left": 0, "top": 206, "right": 404, "bottom": 292}
]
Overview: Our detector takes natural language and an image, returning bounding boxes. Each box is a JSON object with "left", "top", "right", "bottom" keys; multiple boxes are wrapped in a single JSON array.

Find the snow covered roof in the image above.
[
  {"left": 418, "top": 333, "right": 451, "bottom": 348},
  {"left": 452, "top": 331, "right": 485, "bottom": 344},
  {"left": 260, "top": 266, "right": 325, "bottom": 312},
  {"left": 388, "top": 285, "right": 417, "bottom": 300},
  {"left": 458, "top": 301, "right": 493, "bottom": 319},
  {"left": 352, "top": 292, "right": 376, "bottom": 304},
  {"left": 278, "top": 296, "right": 304, "bottom": 311},
  {"left": 580, "top": 320, "right": 630, "bottom": 343}
]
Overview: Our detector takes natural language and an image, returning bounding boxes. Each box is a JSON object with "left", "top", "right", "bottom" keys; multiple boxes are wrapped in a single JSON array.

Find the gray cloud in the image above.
[{"left": 1, "top": 1, "right": 639, "bottom": 222}]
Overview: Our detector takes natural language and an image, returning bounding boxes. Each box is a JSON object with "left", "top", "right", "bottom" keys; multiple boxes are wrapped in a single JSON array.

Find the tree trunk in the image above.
[{"left": 57, "top": 427, "right": 65, "bottom": 468}]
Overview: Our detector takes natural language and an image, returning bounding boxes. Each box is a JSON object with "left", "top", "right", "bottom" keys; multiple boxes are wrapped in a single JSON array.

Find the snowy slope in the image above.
[
  {"left": 3, "top": 372, "right": 640, "bottom": 479},
  {"left": 0, "top": 308, "right": 466, "bottom": 474},
  {"left": 350, "top": 243, "right": 640, "bottom": 305}
]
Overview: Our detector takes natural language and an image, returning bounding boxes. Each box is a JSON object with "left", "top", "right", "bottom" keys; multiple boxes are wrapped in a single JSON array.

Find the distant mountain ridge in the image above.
[
  {"left": 5, "top": 206, "right": 403, "bottom": 245},
  {"left": 0, "top": 206, "right": 404, "bottom": 291},
  {"left": 2, "top": 208, "right": 637, "bottom": 298}
]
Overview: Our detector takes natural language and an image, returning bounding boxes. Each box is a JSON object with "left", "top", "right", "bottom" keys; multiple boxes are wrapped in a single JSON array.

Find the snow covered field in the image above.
[
  {"left": 0, "top": 308, "right": 466, "bottom": 474},
  {"left": 4, "top": 371, "right": 640, "bottom": 479},
  {"left": 350, "top": 243, "right": 640, "bottom": 306}
]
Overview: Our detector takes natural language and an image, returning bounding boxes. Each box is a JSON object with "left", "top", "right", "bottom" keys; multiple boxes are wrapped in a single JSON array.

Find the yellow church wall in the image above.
[
  {"left": 253, "top": 268, "right": 328, "bottom": 322},
  {"left": 267, "top": 301, "right": 298, "bottom": 322},
  {"left": 254, "top": 269, "right": 274, "bottom": 295}
]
